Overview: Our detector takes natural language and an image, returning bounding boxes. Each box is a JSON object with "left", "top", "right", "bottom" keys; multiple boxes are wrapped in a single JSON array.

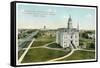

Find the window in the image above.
[{"left": 71, "top": 35, "right": 73, "bottom": 38}]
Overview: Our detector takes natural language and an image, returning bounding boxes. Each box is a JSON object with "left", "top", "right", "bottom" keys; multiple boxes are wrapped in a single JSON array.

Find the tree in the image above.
[
  {"left": 87, "top": 42, "right": 95, "bottom": 49},
  {"left": 82, "top": 32, "right": 88, "bottom": 38},
  {"left": 89, "top": 42, "right": 95, "bottom": 49}
]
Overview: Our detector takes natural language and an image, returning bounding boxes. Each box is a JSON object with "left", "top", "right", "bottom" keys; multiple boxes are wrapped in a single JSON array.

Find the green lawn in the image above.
[
  {"left": 59, "top": 50, "right": 95, "bottom": 61},
  {"left": 80, "top": 38, "right": 94, "bottom": 44},
  {"left": 31, "top": 41, "right": 52, "bottom": 47},
  {"left": 21, "top": 48, "right": 69, "bottom": 63},
  {"left": 79, "top": 31, "right": 95, "bottom": 50},
  {"left": 79, "top": 38, "right": 95, "bottom": 50},
  {"left": 31, "top": 32, "right": 56, "bottom": 47},
  {"left": 47, "top": 43, "right": 62, "bottom": 48}
]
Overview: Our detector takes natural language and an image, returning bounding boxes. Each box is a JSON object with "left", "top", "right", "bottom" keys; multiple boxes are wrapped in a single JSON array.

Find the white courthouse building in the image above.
[{"left": 56, "top": 16, "right": 79, "bottom": 49}]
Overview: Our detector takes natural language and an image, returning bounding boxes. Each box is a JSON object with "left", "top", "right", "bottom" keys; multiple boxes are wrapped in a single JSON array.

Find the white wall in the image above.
[{"left": 0, "top": 0, "right": 99, "bottom": 68}]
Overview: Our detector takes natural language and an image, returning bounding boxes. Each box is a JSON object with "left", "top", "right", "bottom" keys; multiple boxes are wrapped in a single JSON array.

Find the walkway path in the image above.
[
  {"left": 48, "top": 49, "right": 74, "bottom": 62},
  {"left": 19, "top": 39, "right": 95, "bottom": 62},
  {"left": 47, "top": 48, "right": 95, "bottom": 61},
  {"left": 18, "top": 38, "right": 35, "bottom": 63},
  {"left": 22, "top": 41, "right": 67, "bottom": 52},
  {"left": 77, "top": 49, "right": 95, "bottom": 52},
  {"left": 18, "top": 31, "right": 39, "bottom": 51}
]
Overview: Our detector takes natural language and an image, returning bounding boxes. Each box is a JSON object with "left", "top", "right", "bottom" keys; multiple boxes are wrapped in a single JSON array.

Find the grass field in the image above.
[
  {"left": 21, "top": 48, "right": 69, "bottom": 63},
  {"left": 31, "top": 31, "right": 56, "bottom": 47},
  {"left": 58, "top": 50, "right": 95, "bottom": 61},
  {"left": 31, "top": 37, "right": 55, "bottom": 47},
  {"left": 47, "top": 43, "right": 62, "bottom": 48},
  {"left": 79, "top": 38, "right": 95, "bottom": 50}
]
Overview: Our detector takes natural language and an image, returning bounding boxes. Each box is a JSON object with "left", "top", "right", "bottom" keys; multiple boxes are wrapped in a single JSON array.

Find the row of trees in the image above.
[
  {"left": 80, "top": 31, "right": 95, "bottom": 39},
  {"left": 79, "top": 30, "right": 95, "bottom": 49}
]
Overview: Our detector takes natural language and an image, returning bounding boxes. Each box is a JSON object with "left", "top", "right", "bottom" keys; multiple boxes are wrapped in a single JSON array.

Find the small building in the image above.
[{"left": 88, "top": 33, "right": 95, "bottom": 39}]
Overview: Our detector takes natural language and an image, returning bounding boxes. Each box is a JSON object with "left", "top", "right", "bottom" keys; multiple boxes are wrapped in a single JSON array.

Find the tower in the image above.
[
  {"left": 44, "top": 25, "right": 46, "bottom": 29},
  {"left": 77, "top": 23, "right": 79, "bottom": 30},
  {"left": 67, "top": 15, "right": 73, "bottom": 29}
]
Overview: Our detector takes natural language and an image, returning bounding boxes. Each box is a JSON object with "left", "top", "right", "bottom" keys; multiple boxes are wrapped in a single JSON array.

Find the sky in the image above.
[{"left": 16, "top": 3, "right": 96, "bottom": 30}]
